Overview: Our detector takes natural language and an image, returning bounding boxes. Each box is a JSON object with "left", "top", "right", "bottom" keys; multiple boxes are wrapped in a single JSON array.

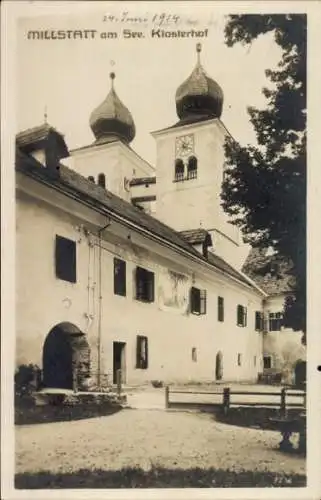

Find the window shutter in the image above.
[
  {"left": 200, "top": 289, "right": 207, "bottom": 314},
  {"left": 148, "top": 271, "right": 155, "bottom": 302},
  {"left": 237, "top": 305, "right": 242, "bottom": 326},
  {"left": 136, "top": 336, "right": 142, "bottom": 368},
  {"left": 136, "top": 267, "right": 143, "bottom": 300},
  {"left": 218, "top": 297, "right": 224, "bottom": 322},
  {"left": 244, "top": 307, "right": 248, "bottom": 327},
  {"left": 144, "top": 337, "right": 149, "bottom": 369}
]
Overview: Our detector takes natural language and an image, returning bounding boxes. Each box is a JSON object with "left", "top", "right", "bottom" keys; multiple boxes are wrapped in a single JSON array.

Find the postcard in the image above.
[{"left": 2, "top": 1, "right": 321, "bottom": 499}]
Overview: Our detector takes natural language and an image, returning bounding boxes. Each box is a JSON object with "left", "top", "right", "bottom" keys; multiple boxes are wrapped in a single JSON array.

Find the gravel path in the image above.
[{"left": 16, "top": 409, "right": 305, "bottom": 475}]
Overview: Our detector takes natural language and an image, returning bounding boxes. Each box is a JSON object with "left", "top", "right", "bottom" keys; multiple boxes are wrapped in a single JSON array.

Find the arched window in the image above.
[
  {"left": 98, "top": 173, "right": 106, "bottom": 188},
  {"left": 174, "top": 159, "right": 184, "bottom": 182},
  {"left": 88, "top": 176, "right": 95, "bottom": 183},
  {"left": 187, "top": 156, "right": 197, "bottom": 179}
]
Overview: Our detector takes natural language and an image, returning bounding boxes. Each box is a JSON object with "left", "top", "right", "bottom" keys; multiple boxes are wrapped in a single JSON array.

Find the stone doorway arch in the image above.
[
  {"left": 43, "top": 322, "right": 90, "bottom": 389},
  {"left": 215, "top": 351, "right": 223, "bottom": 381}
]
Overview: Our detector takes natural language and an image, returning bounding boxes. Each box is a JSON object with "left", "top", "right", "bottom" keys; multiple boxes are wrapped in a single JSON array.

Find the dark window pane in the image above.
[
  {"left": 190, "top": 287, "right": 200, "bottom": 314},
  {"left": 136, "top": 335, "right": 148, "bottom": 369},
  {"left": 175, "top": 159, "right": 184, "bottom": 181},
  {"left": 237, "top": 305, "right": 247, "bottom": 327},
  {"left": 269, "top": 312, "right": 283, "bottom": 331},
  {"left": 135, "top": 267, "right": 154, "bottom": 303},
  {"left": 55, "top": 235, "right": 76, "bottom": 283},
  {"left": 114, "top": 258, "right": 126, "bottom": 296},
  {"left": 191, "top": 287, "right": 206, "bottom": 315},
  {"left": 264, "top": 356, "right": 272, "bottom": 369},
  {"left": 218, "top": 296, "right": 224, "bottom": 322}
]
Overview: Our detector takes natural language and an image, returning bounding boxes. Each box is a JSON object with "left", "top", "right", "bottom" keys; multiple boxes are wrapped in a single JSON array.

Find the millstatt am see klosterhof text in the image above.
[{"left": 26, "top": 28, "right": 209, "bottom": 40}]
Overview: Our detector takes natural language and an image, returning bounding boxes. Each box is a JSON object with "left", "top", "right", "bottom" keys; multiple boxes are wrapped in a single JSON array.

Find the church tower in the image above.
[
  {"left": 152, "top": 44, "right": 245, "bottom": 269},
  {"left": 70, "top": 71, "right": 154, "bottom": 201}
]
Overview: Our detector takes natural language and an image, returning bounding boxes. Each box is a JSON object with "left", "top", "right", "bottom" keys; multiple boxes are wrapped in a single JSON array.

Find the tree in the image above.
[{"left": 221, "top": 15, "right": 306, "bottom": 335}]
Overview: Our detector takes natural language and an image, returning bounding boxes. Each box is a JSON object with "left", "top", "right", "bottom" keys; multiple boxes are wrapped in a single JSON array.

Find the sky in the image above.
[{"left": 16, "top": 6, "right": 282, "bottom": 165}]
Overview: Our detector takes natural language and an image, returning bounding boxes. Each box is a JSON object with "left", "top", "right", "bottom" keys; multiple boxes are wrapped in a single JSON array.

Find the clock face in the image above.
[{"left": 175, "top": 134, "right": 194, "bottom": 157}]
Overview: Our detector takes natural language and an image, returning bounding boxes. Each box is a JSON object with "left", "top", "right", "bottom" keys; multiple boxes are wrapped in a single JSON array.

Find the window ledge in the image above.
[
  {"left": 173, "top": 174, "right": 198, "bottom": 183},
  {"left": 135, "top": 297, "right": 154, "bottom": 304}
]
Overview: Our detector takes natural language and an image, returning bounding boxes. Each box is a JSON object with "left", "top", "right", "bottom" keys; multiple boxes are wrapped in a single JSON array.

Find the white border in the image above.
[{"left": 2, "top": 1, "right": 321, "bottom": 499}]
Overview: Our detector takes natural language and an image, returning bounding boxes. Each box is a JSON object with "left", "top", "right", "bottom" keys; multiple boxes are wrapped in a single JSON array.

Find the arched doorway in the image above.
[
  {"left": 43, "top": 322, "right": 90, "bottom": 389},
  {"left": 215, "top": 351, "right": 223, "bottom": 381},
  {"left": 294, "top": 360, "right": 306, "bottom": 388}
]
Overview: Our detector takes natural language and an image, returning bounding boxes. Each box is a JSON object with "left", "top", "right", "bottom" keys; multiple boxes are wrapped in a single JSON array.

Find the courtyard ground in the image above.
[{"left": 16, "top": 407, "right": 305, "bottom": 477}]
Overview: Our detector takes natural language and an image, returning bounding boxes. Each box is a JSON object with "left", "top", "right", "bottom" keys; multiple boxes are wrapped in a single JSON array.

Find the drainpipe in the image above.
[{"left": 97, "top": 219, "right": 111, "bottom": 386}]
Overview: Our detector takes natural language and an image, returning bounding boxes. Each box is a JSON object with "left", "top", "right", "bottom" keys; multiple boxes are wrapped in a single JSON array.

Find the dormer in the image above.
[{"left": 16, "top": 124, "right": 69, "bottom": 173}]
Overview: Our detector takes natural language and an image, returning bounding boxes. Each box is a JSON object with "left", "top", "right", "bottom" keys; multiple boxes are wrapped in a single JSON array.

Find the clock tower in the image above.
[{"left": 152, "top": 44, "right": 246, "bottom": 269}]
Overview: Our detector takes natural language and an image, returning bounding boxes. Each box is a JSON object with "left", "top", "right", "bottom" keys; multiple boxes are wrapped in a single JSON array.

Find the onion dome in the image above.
[
  {"left": 176, "top": 44, "right": 223, "bottom": 121},
  {"left": 90, "top": 72, "right": 136, "bottom": 144}
]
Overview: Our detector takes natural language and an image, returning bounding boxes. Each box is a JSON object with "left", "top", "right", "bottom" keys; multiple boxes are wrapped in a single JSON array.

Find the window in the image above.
[
  {"left": 55, "top": 235, "right": 76, "bottom": 283},
  {"left": 218, "top": 296, "right": 224, "bottom": 322},
  {"left": 98, "top": 173, "right": 106, "bottom": 188},
  {"left": 114, "top": 258, "right": 126, "bottom": 296},
  {"left": 135, "top": 266, "right": 155, "bottom": 303},
  {"left": 187, "top": 156, "right": 197, "bottom": 179},
  {"left": 174, "top": 159, "right": 184, "bottom": 182},
  {"left": 254, "top": 355, "right": 257, "bottom": 367},
  {"left": 136, "top": 335, "right": 148, "bottom": 369},
  {"left": 190, "top": 287, "right": 207, "bottom": 315},
  {"left": 237, "top": 353, "right": 242, "bottom": 366},
  {"left": 269, "top": 312, "right": 283, "bottom": 331},
  {"left": 263, "top": 355, "right": 272, "bottom": 369},
  {"left": 237, "top": 305, "right": 247, "bottom": 327},
  {"left": 192, "top": 347, "right": 197, "bottom": 362},
  {"left": 88, "top": 175, "right": 95, "bottom": 183},
  {"left": 255, "top": 311, "right": 264, "bottom": 331}
]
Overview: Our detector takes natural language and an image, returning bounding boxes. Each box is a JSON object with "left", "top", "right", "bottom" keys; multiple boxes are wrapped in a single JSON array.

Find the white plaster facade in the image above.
[
  {"left": 69, "top": 141, "right": 155, "bottom": 202},
  {"left": 16, "top": 169, "right": 264, "bottom": 386}
]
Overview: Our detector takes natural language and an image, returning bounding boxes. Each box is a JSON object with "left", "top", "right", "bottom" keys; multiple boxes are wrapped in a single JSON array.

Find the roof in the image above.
[
  {"left": 16, "top": 123, "right": 69, "bottom": 158},
  {"left": 16, "top": 147, "right": 262, "bottom": 293},
  {"left": 16, "top": 124, "right": 55, "bottom": 146},
  {"left": 179, "top": 228, "right": 210, "bottom": 245},
  {"left": 130, "top": 177, "right": 156, "bottom": 186},
  {"left": 152, "top": 116, "right": 218, "bottom": 135},
  {"left": 242, "top": 247, "right": 296, "bottom": 295}
]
